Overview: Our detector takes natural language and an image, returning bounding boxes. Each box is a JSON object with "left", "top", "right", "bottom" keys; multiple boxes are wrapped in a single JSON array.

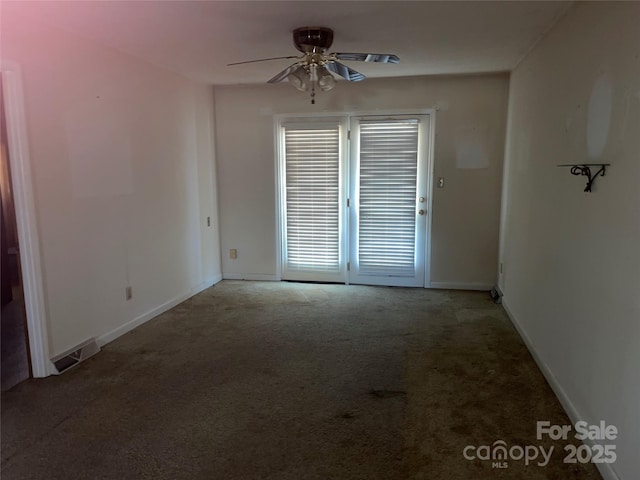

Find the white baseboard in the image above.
[
  {"left": 502, "top": 297, "right": 620, "bottom": 480},
  {"left": 429, "top": 281, "right": 493, "bottom": 291},
  {"left": 96, "top": 276, "right": 220, "bottom": 347},
  {"left": 222, "top": 273, "right": 280, "bottom": 281}
]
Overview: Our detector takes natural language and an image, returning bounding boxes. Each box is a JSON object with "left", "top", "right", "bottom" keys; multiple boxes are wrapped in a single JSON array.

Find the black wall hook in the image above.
[{"left": 557, "top": 164, "right": 610, "bottom": 192}]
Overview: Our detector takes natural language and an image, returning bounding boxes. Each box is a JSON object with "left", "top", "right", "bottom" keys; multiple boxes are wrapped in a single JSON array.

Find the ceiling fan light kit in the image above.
[
  {"left": 228, "top": 27, "right": 399, "bottom": 104},
  {"left": 317, "top": 65, "right": 336, "bottom": 92},
  {"left": 287, "top": 66, "right": 310, "bottom": 92}
]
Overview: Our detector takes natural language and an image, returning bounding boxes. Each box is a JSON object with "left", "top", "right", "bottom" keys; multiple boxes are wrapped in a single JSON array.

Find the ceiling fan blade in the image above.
[
  {"left": 334, "top": 53, "right": 399, "bottom": 64},
  {"left": 326, "top": 61, "right": 366, "bottom": 82},
  {"left": 267, "top": 63, "right": 301, "bottom": 84},
  {"left": 228, "top": 55, "right": 299, "bottom": 66}
]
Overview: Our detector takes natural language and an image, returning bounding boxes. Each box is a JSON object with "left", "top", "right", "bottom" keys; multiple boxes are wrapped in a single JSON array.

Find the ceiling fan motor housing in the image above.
[{"left": 293, "top": 27, "right": 334, "bottom": 53}]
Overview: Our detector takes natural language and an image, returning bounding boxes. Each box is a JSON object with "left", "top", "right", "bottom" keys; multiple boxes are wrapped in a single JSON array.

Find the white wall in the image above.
[
  {"left": 500, "top": 3, "right": 640, "bottom": 479},
  {"left": 1, "top": 16, "right": 221, "bottom": 357},
  {"left": 215, "top": 74, "right": 509, "bottom": 287}
]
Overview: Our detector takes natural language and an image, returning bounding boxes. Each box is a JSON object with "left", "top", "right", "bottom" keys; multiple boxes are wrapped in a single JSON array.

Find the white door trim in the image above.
[
  {"left": 423, "top": 109, "right": 436, "bottom": 288},
  {"left": 2, "top": 61, "right": 55, "bottom": 377}
]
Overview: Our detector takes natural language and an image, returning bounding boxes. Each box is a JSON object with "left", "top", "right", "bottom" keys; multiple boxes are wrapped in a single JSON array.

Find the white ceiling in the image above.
[{"left": 4, "top": 1, "right": 570, "bottom": 85}]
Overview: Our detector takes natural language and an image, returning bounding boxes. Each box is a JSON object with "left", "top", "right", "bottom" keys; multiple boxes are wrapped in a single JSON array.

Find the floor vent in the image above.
[{"left": 51, "top": 338, "right": 100, "bottom": 374}]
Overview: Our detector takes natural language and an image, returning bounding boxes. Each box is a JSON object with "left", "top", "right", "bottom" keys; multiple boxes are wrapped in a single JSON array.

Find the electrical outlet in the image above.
[
  {"left": 438, "top": 177, "right": 445, "bottom": 188},
  {"left": 207, "top": 216, "right": 211, "bottom": 227},
  {"left": 125, "top": 286, "right": 132, "bottom": 300},
  {"left": 230, "top": 249, "right": 237, "bottom": 259}
]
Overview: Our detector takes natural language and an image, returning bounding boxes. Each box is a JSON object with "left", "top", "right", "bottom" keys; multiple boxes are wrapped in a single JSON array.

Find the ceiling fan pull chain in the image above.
[{"left": 310, "top": 63, "right": 317, "bottom": 104}]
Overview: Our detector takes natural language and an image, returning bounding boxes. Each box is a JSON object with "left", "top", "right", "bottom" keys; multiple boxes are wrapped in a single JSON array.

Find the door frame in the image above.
[
  {"left": 275, "top": 109, "right": 435, "bottom": 288},
  {"left": 2, "top": 61, "right": 54, "bottom": 377}
]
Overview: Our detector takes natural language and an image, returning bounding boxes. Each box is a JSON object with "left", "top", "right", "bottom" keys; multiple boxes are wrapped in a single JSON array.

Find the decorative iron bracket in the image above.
[{"left": 557, "top": 164, "right": 610, "bottom": 193}]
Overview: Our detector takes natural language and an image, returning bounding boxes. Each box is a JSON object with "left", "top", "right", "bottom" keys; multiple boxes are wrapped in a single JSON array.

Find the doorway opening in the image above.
[
  {"left": 1, "top": 63, "right": 52, "bottom": 380},
  {"left": 1, "top": 75, "right": 31, "bottom": 390}
]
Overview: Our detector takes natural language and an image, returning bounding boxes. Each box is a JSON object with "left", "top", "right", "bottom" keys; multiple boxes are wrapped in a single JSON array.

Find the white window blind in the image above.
[
  {"left": 357, "top": 119, "right": 419, "bottom": 276},
  {"left": 282, "top": 123, "right": 341, "bottom": 277}
]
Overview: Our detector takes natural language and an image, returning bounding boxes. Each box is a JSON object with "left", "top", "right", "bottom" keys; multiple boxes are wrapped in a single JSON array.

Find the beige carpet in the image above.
[{"left": 1, "top": 281, "right": 602, "bottom": 479}]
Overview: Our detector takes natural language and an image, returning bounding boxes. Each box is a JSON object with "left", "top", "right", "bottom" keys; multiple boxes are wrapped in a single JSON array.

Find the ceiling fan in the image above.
[{"left": 228, "top": 27, "right": 399, "bottom": 104}]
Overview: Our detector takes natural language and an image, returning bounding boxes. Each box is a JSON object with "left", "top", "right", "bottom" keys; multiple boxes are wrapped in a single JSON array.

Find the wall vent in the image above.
[{"left": 50, "top": 338, "right": 100, "bottom": 374}]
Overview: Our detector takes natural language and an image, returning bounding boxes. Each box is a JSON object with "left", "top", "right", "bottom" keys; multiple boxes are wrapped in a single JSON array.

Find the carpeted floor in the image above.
[{"left": 1, "top": 280, "right": 602, "bottom": 479}]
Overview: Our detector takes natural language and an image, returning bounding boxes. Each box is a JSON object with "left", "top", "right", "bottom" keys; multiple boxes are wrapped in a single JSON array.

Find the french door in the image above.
[
  {"left": 279, "top": 114, "right": 431, "bottom": 287},
  {"left": 349, "top": 116, "right": 429, "bottom": 286}
]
